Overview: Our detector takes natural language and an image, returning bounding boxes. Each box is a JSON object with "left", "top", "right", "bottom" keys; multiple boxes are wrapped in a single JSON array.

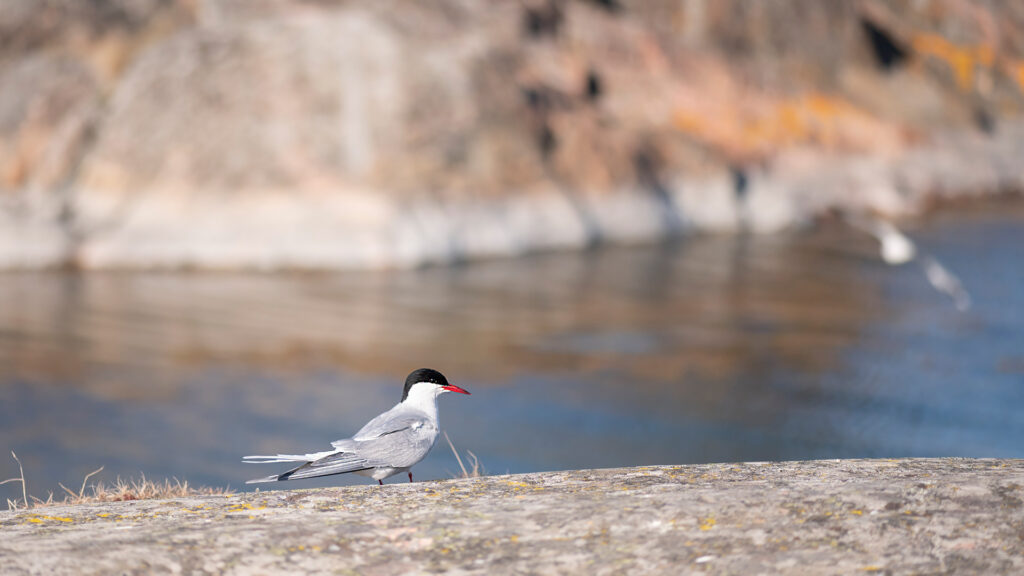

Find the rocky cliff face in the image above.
[{"left": 2, "top": 0, "right": 1023, "bottom": 269}]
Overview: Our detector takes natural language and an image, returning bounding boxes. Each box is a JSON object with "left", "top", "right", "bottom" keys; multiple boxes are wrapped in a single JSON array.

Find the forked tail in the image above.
[{"left": 242, "top": 451, "right": 372, "bottom": 483}]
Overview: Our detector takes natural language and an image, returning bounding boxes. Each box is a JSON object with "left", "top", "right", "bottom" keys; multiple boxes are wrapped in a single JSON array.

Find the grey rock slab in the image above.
[{"left": 1, "top": 458, "right": 1022, "bottom": 575}]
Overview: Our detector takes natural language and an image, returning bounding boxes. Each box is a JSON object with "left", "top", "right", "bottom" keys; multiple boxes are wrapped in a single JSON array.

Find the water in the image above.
[{"left": 1, "top": 202, "right": 1022, "bottom": 500}]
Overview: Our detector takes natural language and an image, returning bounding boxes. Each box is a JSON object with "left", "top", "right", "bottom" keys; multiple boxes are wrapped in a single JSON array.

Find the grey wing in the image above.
[
  {"left": 349, "top": 404, "right": 411, "bottom": 441},
  {"left": 326, "top": 404, "right": 409, "bottom": 451},
  {"left": 277, "top": 413, "right": 435, "bottom": 481},
  {"left": 246, "top": 409, "right": 437, "bottom": 483},
  {"left": 341, "top": 409, "right": 438, "bottom": 469}
]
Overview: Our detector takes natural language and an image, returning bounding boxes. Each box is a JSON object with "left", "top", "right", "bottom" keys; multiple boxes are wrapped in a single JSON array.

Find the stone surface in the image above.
[{"left": 1, "top": 459, "right": 1022, "bottom": 574}]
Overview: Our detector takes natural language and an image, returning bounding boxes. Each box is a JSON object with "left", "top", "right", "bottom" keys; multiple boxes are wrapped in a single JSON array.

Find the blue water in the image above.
[{"left": 1, "top": 203, "right": 1022, "bottom": 500}]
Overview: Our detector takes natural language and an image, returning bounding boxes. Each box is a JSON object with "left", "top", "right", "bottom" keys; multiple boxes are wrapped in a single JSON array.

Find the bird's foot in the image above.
[
  {"left": 408, "top": 472, "right": 413, "bottom": 483},
  {"left": 378, "top": 479, "right": 383, "bottom": 486}
]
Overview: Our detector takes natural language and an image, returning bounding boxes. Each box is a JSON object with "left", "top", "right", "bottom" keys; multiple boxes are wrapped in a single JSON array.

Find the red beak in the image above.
[{"left": 442, "top": 384, "right": 471, "bottom": 395}]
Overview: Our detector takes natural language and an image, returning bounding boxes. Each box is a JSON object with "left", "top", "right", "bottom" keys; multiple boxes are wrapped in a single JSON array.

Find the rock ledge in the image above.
[{"left": 1, "top": 458, "right": 1022, "bottom": 574}]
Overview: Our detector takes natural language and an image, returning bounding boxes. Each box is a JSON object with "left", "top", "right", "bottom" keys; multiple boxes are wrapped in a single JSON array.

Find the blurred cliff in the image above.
[{"left": 2, "top": 0, "right": 1023, "bottom": 269}]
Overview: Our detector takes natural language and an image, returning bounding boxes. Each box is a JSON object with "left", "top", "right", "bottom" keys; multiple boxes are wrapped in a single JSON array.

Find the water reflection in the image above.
[{"left": 1, "top": 204, "right": 1022, "bottom": 500}]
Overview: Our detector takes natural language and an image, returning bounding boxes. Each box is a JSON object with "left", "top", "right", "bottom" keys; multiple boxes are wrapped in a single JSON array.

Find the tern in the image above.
[
  {"left": 243, "top": 368, "right": 470, "bottom": 485},
  {"left": 846, "top": 213, "right": 971, "bottom": 311}
]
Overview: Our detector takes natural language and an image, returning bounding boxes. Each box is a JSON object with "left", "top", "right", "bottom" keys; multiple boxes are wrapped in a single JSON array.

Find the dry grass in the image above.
[
  {"left": 444, "top": 431, "right": 485, "bottom": 479},
  {"left": 3, "top": 438, "right": 479, "bottom": 510},
  {"left": 2, "top": 451, "right": 232, "bottom": 511},
  {"left": 0, "top": 451, "right": 28, "bottom": 510}
]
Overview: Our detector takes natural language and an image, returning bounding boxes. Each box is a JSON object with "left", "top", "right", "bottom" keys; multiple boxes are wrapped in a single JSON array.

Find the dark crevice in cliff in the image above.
[
  {"left": 585, "top": 70, "right": 602, "bottom": 101},
  {"left": 634, "top": 146, "right": 683, "bottom": 234},
  {"left": 581, "top": 0, "right": 622, "bottom": 15},
  {"left": 523, "top": 0, "right": 564, "bottom": 39},
  {"left": 53, "top": 113, "right": 100, "bottom": 270},
  {"left": 860, "top": 18, "right": 908, "bottom": 71}
]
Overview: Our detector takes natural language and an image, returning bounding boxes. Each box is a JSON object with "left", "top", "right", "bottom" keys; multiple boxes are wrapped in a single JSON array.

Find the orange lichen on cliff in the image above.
[
  {"left": 911, "top": 33, "right": 993, "bottom": 91},
  {"left": 672, "top": 91, "right": 904, "bottom": 162},
  {"left": 1011, "top": 61, "right": 1024, "bottom": 93},
  {"left": 910, "top": 32, "right": 1024, "bottom": 94}
]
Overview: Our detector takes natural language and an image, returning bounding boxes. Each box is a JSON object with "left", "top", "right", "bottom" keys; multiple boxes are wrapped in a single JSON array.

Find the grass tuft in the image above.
[
  {"left": 1, "top": 451, "right": 28, "bottom": 510},
  {"left": 444, "top": 431, "right": 485, "bottom": 478},
  {"left": 50, "top": 474, "right": 233, "bottom": 507},
  {"left": 3, "top": 452, "right": 232, "bottom": 510}
]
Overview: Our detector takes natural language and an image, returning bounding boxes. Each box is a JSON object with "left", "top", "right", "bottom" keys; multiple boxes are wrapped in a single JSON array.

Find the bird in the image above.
[
  {"left": 868, "top": 218, "right": 917, "bottom": 265},
  {"left": 846, "top": 213, "right": 971, "bottom": 311},
  {"left": 243, "top": 368, "right": 470, "bottom": 485}
]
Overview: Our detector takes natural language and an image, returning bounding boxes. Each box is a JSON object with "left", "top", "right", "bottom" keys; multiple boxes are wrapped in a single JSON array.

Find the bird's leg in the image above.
[
  {"left": 408, "top": 472, "right": 413, "bottom": 483},
  {"left": 378, "top": 479, "right": 383, "bottom": 486}
]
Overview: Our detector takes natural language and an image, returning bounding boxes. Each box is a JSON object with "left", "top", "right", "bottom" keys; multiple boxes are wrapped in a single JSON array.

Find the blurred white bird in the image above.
[
  {"left": 847, "top": 214, "right": 971, "bottom": 311},
  {"left": 921, "top": 255, "right": 971, "bottom": 311},
  {"left": 867, "top": 219, "right": 917, "bottom": 265}
]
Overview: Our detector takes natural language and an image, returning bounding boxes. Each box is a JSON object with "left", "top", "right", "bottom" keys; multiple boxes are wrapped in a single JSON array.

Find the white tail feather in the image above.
[{"left": 242, "top": 450, "right": 336, "bottom": 464}]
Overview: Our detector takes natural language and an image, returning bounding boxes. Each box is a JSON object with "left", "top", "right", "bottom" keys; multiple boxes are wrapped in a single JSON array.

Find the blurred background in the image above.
[{"left": 1, "top": 0, "right": 1023, "bottom": 499}]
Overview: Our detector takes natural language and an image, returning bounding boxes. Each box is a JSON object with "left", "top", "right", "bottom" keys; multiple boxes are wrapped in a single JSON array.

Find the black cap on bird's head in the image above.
[{"left": 402, "top": 368, "right": 470, "bottom": 401}]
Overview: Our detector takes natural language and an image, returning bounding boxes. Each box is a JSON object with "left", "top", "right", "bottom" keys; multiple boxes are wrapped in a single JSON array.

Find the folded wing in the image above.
[{"left": 245, "top": 409, "right": 437, "bottom": 483}]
